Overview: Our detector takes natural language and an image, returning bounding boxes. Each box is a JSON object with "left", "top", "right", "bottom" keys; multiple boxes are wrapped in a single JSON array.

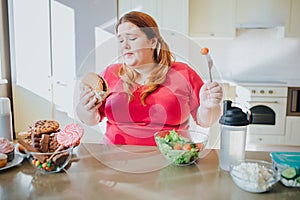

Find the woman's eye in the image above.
[
  {"left": 129, "top": 37, "right": 137, "bottom": 41},
  {"left": 118, "top": 39, "right": 124, "bottom": 43}
]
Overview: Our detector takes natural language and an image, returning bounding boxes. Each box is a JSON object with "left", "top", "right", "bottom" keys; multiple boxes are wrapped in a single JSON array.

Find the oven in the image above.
[{"left": 235, "top": 84, "right": 288, "bottom": 144}]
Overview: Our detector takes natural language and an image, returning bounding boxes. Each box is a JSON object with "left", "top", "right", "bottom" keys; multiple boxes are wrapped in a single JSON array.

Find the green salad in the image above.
[{"left": 155, "top": 130, "right": 204, "bottom": 165}]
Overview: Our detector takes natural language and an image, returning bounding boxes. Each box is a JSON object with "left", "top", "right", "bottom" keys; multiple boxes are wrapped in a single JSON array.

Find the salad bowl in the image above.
[{"left": 155, "top": 129, "right": 208, "bottom": 166}]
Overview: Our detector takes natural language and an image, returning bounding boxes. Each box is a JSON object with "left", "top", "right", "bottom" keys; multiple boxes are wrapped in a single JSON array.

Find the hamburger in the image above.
[{"left": 81, "top": 72, "right": 109, "bottom": 104}]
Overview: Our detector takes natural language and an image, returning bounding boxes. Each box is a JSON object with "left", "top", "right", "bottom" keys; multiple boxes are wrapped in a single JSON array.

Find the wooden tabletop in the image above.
[{"left": 0, "top": 143, "right": 299, "bottom": 200}]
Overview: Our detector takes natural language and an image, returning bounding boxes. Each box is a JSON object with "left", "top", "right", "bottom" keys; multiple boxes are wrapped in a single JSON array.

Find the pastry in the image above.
[
  {"left": 18, "top": 144, "right": 26, "bottom": 154},
  {"left": 81, "top": 72, "right": 109, "bottom": 104},
  {"left": 0, "top": 153, "right": 7, "bottom": 168},
  {"left": 0, "top": 137, "right": 15, "bottom": 162}
]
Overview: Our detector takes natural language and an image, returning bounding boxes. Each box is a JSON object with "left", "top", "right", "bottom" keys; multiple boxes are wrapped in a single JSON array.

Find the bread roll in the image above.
[{"left": 81, "top": 72, "right": 108, "bottom": 103}]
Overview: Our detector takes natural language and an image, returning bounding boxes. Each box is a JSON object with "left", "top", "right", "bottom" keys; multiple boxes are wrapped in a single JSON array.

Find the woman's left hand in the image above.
[{"left": 199, "top": 81, "right": 223, "bottom": 109}]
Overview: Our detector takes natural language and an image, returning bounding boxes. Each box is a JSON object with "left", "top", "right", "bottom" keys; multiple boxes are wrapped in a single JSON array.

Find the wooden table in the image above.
[{"left": 0, "top": 143, "right": 299, "bottom": 200}]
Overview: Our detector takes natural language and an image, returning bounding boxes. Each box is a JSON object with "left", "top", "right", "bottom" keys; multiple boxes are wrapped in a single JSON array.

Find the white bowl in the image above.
[{"left": 230, "top": 159, "right": 280, "bottom": 193}]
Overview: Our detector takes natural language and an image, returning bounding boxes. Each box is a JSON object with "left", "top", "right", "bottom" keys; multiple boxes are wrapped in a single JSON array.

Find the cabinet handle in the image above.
[
  {"left": 246, "top": 101, "right": 279, "bottom": 104},
  {"left": 56, "top": 81, "right": 68, "bottom": 87},
  {"left": 291, "top": 90, "right": 298, "bottom": 112}
]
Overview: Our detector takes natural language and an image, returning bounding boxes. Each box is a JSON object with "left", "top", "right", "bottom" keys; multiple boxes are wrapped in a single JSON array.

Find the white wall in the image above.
[{"left": 193, "top": 28, "right": 300, "bottom": 83}]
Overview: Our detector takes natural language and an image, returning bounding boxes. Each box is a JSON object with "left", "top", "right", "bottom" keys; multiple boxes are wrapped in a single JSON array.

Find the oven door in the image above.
[{"left": 244, "top": 97, "right": 287, "bottom": 136}]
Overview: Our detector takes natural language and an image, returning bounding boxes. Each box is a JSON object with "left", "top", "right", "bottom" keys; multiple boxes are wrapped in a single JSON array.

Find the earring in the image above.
[{"left": 156, "top": 42, "right": 161, "bottom": 56}]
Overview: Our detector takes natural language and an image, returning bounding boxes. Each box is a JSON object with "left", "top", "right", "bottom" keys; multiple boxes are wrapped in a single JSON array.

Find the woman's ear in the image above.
[{"left": 151, "top": 37, "right": 158, "bottom": 49}]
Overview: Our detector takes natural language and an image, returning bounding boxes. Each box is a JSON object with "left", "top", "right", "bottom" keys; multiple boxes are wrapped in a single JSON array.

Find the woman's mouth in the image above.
[{"left": 124, "top": 52, "right": 133, "bottom": 56}]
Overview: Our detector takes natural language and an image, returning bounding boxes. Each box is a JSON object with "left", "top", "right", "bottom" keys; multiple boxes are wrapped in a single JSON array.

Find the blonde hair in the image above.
[{"left": 115, "top": 11, "right": 175, "bottom": 105}]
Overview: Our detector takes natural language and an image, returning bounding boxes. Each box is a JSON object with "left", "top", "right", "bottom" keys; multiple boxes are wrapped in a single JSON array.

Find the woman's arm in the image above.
[{"left": 197, "top": 82, "right": 223, "bottom": 127}]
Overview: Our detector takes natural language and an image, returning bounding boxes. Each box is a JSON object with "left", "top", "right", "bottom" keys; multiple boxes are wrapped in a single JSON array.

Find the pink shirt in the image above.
[{"left": 100, "top": 62, "right": 204, "bottom": 146}]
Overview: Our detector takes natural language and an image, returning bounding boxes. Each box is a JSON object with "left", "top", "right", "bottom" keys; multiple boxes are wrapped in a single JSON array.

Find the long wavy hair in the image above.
[{"left": 115, "top": 11, "right": 174, "bottom": 105}]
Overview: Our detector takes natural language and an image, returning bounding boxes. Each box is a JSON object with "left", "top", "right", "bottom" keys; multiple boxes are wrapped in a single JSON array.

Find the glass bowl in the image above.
[
  {"left": 230, "top": 159, "right": 280, "bottom": 193},
  {"left": 154, "top": 129, "right": 208, "bottom": 166},
  {"left": 27, "top": 146, "right": 73, "bottom": 173},
  {"left": 270, "top": 152, "right": 300, "bottom": 187}
]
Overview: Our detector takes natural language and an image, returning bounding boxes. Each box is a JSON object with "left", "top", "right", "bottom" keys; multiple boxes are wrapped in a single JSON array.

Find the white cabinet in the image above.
[
  {"left": 236, "top": 0, "right": 300, "bottom": 38},
  {"left": 236, "top": 0, "right": 290, "bottom": 28},
  {"left": 286, "top": 0, "right": 300, "bottom": 37},
  {"left": 286, "top": 117, "right": 300, "bottom": 145},
  {"left": 8, "top": 0, "right": 117, "bottom": 120},
  {"left": 8, "top": 0, "right": 76, "bottom": 116},
  {"left": 189, "top": 0, "right": 300, "bottom": 38},
  {"left": 189, "top": 0, "right": 236, "bottom": 37},
  {"left": 50, "top": 0, "right": 76, "bottom": 116},
  {"left": 118, "top": 0, "right": 189, "bottom": 35},
  {"left": 118, "top": 0, "right": 300, "bottom": 38},
  {"left": 8, "top": 0, "right": 52, "bottom": 101}
]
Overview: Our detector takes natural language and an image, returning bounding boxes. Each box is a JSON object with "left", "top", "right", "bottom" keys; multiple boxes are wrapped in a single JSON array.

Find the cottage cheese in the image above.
[
  {"left": 231, "top": 162, "right": 277, "bottom": 193},
  {"left": 281, "top": 177, "right": 300, "bottom": 187}
]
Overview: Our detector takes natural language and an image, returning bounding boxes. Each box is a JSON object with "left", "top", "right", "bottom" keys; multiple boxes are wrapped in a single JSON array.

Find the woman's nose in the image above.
[
  {"left": 122, "top": 39, "right": 130, "bottom": 50},
  {"left": 124, "top": 43, "right": 130, "bottom": 50}
]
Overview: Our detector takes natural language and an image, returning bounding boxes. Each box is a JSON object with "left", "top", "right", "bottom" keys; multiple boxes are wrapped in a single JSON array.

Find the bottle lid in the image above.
[{"left": 219, "top": 100, "right": 250, "bottom": 126}]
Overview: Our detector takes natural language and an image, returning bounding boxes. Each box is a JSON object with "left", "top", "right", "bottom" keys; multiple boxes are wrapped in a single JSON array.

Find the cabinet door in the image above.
[
  {"left": 118, "top": 0, "right": 189, "bottom": 35},
  {"left": 51, "top": 0, "right": 76, "bottom": 116},
  {"left": 189, "top": 0, "right": 236, "bottom": 37},
  {"left": 236, "top": 0, "right": 290, "bottom": 28},
  {"left": 156, "top": 0, "right": 189, "bottom": 35},
  {"left": 8, "top": 0, "right": 52, "bottom": 101},
  {"left": 286, "top": 0, "right": 300, "bottom": 37},
  {"left": 286, "top": 117, "right": 300, "bottom": 145},
  {"left": 118, "top": 0, "right": 158, "bottom": 19}
]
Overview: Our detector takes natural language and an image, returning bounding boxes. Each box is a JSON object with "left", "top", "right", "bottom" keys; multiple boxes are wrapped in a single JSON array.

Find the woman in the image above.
[{"left": 76, "top": 11, "right": 223, "bottom": 146}]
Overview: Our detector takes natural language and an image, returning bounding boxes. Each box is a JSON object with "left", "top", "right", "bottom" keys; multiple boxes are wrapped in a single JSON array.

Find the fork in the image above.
[
  {"left": 206, "top": 53, "right": 213, "bottom": 82},
  {"left": 201, "top": 48, "right": 213, "bottom": 82}
]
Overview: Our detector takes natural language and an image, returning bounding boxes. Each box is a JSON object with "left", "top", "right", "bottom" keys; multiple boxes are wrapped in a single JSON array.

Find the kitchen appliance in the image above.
[
  {"left": 287, "top": 87, "right": 300, "bottom": 116},
  {"left": 219, "top": 100, "right": 250, "bottom": 171},
  {"left": 0, "top": 97, "right": 13, "bottom": 141},
  {"left": 235, "top": 82, "right": 288, "bottom": 144}
]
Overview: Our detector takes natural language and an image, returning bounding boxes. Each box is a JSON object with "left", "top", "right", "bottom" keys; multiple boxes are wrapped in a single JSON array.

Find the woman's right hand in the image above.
[{"left": 76, "top": 87, "right": 102, "bottom": 126}]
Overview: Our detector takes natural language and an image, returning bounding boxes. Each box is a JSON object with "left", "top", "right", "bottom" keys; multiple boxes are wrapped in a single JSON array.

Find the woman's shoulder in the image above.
[
  {"left": 171, "top": 61, "right": 189, "bottom": 68},
  {"left": 170, "top": 62, "right": 203, "bottom": 84},
  {"left": 101, "top": 63, "right": 121, "bottom": 76},
  {"left": 105, "top": 63, "right": 122, "bottom": 72},
  {"left": 171, "top": 62, "right": 198, "bottom": 75}
]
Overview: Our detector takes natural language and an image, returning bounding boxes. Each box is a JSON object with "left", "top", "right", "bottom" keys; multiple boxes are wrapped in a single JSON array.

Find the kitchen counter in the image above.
[
  {"left": 222, "top": 79, "right": 300, "bottom": 87},
  {"left": 1, "top": 143, "right": 299, "bottom": 200}
]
